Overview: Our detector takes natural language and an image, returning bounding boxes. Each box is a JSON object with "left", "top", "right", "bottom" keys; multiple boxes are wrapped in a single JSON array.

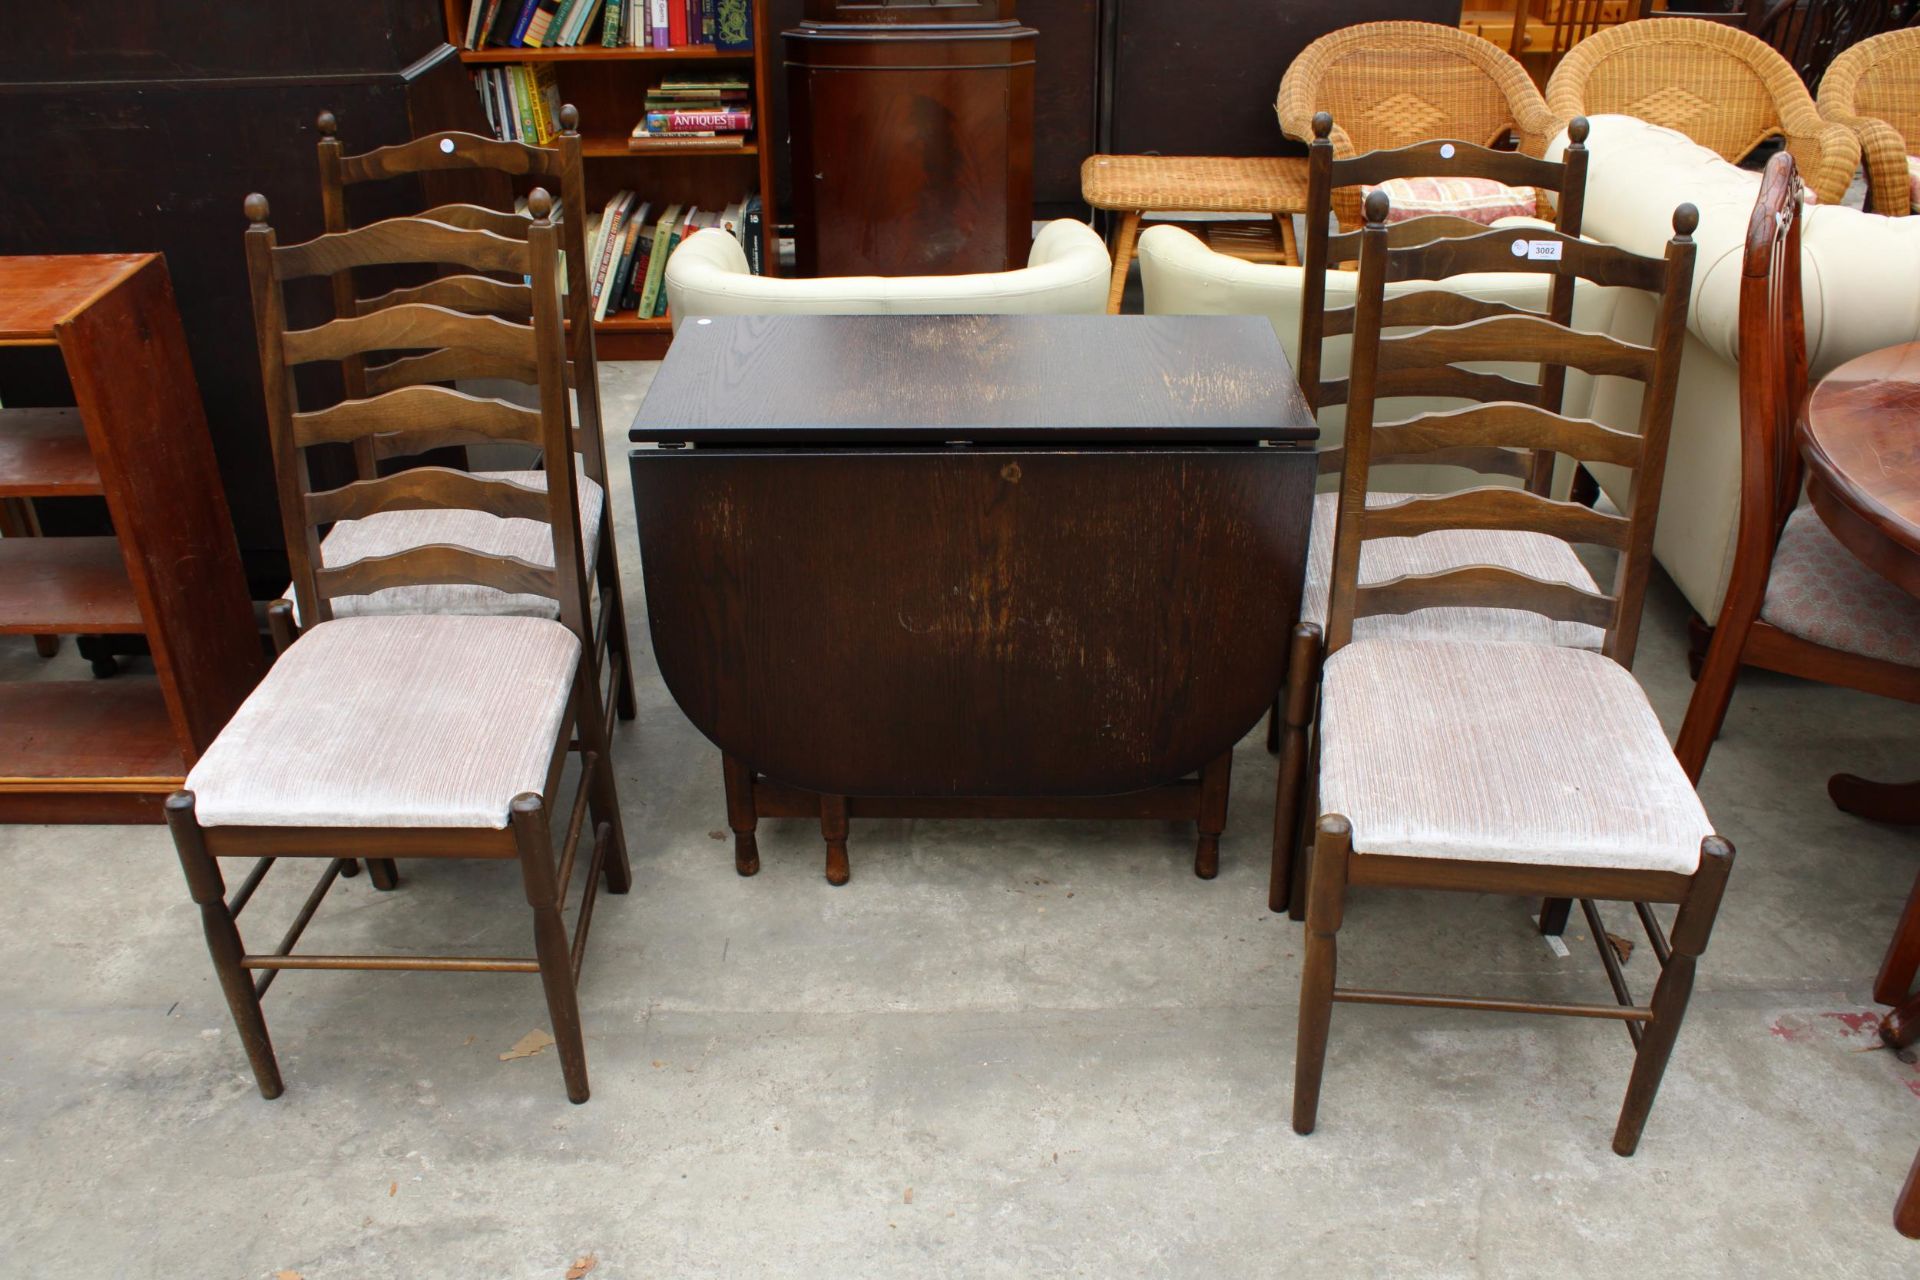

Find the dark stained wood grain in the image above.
[
  {"left": 1801, "top": 340, "right": 1920, "bottom": 598},
  {"left": 0, "top": 537, "right": 143, "bottom": 633},
  {"left": 630, "top": 314, "right": 1315, "bottom": 444}
]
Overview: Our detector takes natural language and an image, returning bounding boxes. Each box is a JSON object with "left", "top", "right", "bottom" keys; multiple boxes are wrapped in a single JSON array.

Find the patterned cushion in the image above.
[
  {"left": 186, "top": 615, "right": 579, "bottom": 829},
  {"left": 1909, "top": 155, "right": 1919, "bottom": 213},
  {"left": 1319, "top": 638, "right": 1714, "bottom": 874},
  {"left": 1759, "top": 504, "right": 1920, "bottom": 668},
  {"left": 1363, "top": 176, "right": 1537, "bottom": 226},
  {"left": 1300, "top": 491, "right": 1607, "bottom": 648},
  {"left": 288, "top": 465, "right": 603, "bottom": 623}
]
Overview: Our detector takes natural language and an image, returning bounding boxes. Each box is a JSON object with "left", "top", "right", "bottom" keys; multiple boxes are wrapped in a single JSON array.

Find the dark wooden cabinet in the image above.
[
  {"left": 785, "top": 1, "right": 1037, "bottom": 275},
  {"left": 0, "top": 4, "right": 487, "bottom": 587}
]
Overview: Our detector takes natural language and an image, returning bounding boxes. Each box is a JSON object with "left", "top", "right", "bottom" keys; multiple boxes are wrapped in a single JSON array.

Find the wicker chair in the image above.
[
  {"left": 1818, "top": 26, "right": 1920, "bottom": 215},
  {"left": 1276, "top": 21, "right": 1558, "bottom": 226},
  {"left": 1544, "top": 16, "right": 1860, "bottom": 204}
]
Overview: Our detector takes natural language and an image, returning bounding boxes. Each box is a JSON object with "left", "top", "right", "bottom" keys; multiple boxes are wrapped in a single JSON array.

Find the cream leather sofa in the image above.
[
  {"left": 1141, "top": 115, "right": 1920, "bottom": 621},
  {"left": 663, "top": 220, "right": 1112, "bottom": 331}
]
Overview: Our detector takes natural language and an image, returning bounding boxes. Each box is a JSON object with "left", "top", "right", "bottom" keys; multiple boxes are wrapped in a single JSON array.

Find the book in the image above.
[
  {"left": 651, "top": 0, "right": 669, "bottom": 49},
  {"left": 509, "top": 0, "right": 542, "bottom": 46},
  {"left": 667, "top": 0, "right": 687, "bottom": 49},
  {"left": 651, "top": 207, "right": 692, "bottom": 317},
  {"left": 465, "top": 0, "right": 492, "bottom": 47},
  {"left": 743, "top": 194, "right": 762, "bottom": 275},
  {"left": 700, "top": 0, "right": 717, "bottom": 46},
  {"left": 714, "top": 0, "right": 752, "bottom": 52},
  {"left": 549, "top": 0, "right": 585, "bottom": 45},
  {"left": 589, "top": 191, "right": 636, "bottom": 321},
  {"left": 512, "top": 66, "right": 540, "bottom": 142},
  {"left": 523, "top": 0, "right": 564, "bottom": 47},
  {"left": 621, "top": 222, "right": 654, "bottom": 312},
  {"left": 601, "top": 0, "right": 622, "bottom": 46},
  {"left": 609, "top": 205, "right": 650, "bottom": 314},
  {"left": 628, "top": 130, "right": 748, "bottom": 153},
  {"left": 645, "top": 109, "right": 751, "bottom": 133},
  {"left": 636, "top": 203, "right": 680, "bottom": 318}
]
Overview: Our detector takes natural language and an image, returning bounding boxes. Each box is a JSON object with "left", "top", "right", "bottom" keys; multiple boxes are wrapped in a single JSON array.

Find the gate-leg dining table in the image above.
[
  {"left": 628, "top": 313, "right": 1317, "bottom": 885},
  {"left": 1794, "top": 339, "right": 1920, "bottom": 1237}
]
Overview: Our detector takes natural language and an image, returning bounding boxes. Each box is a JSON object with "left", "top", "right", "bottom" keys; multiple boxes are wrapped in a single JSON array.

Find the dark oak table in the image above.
[
  {"left": 1798, "top": 341, "right": 1920, "bottom": 1237},
  {"left": 629, "top": 313, "right": 1317, "bottom": 885}
]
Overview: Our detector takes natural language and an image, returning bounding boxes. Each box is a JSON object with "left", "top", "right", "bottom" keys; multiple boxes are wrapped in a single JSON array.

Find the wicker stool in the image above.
[{"left": 1081, "top": 154, "right": 1311, "bottom": 313}]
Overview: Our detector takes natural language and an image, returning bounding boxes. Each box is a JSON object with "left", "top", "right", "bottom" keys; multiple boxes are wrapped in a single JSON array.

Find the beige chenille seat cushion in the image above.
[
  {"left": 288, "top": 466, "right": 604, "bottom": 623},
  {"left": 1301, "top": 492, "right": 1608, "bottom": 648},
  {"left": 1319, "top": 638, "right": 1713, "bottom": 874},
  {"left": 185, "top": 615, "right": 579, "bottom": 829}
]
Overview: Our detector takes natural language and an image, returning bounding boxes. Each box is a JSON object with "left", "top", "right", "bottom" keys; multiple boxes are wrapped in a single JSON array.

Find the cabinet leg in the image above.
[
  {"left": 821, "top": 794, "right": 850, "bottom": 887},
  {"left": 722, "top": 753, "right": 760, "bottom": 877}
]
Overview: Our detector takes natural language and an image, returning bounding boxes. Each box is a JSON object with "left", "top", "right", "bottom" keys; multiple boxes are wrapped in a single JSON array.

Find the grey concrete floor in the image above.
[{"left": 2, "top": 359, "right": 1918, "bottom": 1278}]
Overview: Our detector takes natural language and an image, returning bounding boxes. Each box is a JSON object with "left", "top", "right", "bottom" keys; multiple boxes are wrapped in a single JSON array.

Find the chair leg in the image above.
[
  {"left": 1106, "top": 211, "right": 1141, "bottom": 314},
  {"left": 1264, "top": 697, "right": 1281, "bottom": 755},
  {"left": 1293, "top": 815, "right": 1351, "bottom": 1135},
  {"left": 1194, "top": 750, "right": 1231, "bottom": 880},
  {"left": 367, "top": 859, "right": 400, "bottom": 890},
  {"left": 1613, "top": 835, "right": 1734, "bottom": 1156},
  {"left": 721, "top": 753, "right": 760, "bottom": 877},
  {"left": 1872, "top": 863, "right": 1920, "bottom": 1006},
  {"left": 1897, "top": 1143, "right": 1920, "bottom": 1239},
  {"left": 165, "top": 793, "right": 283, "bottom": 1100},
  {"left": 1674, "top": 596, "right": 1759, "bottom": 785},
  {"left": 572, "top": 670, "right": 631, "bottom": 894},
  {"left": 1539, "top": 897, "right": 1572, "bottom": 936},
  {"left": 513, "top": 795, "right": 590, "bottom": 1104},
  {"left": 821, "top": 794, "right": 851, "bottom": 887},
  {"left": 596, "top": 523, "right": 638, "bottom": 723},
  {"left": 1287, "top": 742, "right": 1320, "bottom": 924},
  {"left": 1272, "top": 623, "right": 1322, "bottom": 913}
]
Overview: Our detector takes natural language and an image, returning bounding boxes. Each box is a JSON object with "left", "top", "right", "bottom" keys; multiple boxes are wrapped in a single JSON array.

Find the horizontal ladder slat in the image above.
[
  {"left": 1372, "top": 402, "right": 1644, "bottom": 468},
  {"left": 1364, "top": 487, "right": 1631, "bottom": 549},
  {"left": 282, "top": 303, "right": 535, "bottom": 367},
  {"left": 1381, "top": 314, "right": 1656, "bottom": 380},
  {"left": 306, "top": 466, "right": 553, "bottom": 525},
  {"left": 355, "top": 273, "right": 532, "bottom": 321},
  {"left": 364, "top": 345, "right": 539, "bottom": 395},
  {"left": 1357, "top": 564, "right": 1618, "bottom": 628},
  {"left": 274, "top": 217, "right": 531, "bottom": 280},
  {"left": 316, "top": 545, "right": 557, "bottom": 601},
  {"left": 293, "top": 384, "right": 542, "bottom": 450}
]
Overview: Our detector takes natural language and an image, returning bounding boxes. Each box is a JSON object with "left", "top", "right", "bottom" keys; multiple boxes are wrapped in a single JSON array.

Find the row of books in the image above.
[
  {"left": 630, "top": 73, "right": 753, "bottom": 152},
  {"left": 474, "top": 65, "right": 564, "bottom": 145},
  {"left": 586, "top": 192, "right": 766, "bottom": 322},
  {"left": 464, "top": 0, "right": 754, "bottom": 51}
]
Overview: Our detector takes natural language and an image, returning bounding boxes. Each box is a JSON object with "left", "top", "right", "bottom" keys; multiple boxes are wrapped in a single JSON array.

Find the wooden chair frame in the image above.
[
  {"left": 1290, "top": 190, "right": 1734, "bottom": 1155},
  {"left": 1269, "top": 113, "right": 1592, "bottom": 909},
  {"left": 165, "top": 194, "right": 629, "bottom": 1103},
  {"left": 313, "top": 107, "right": 638, "bottom": 727}
]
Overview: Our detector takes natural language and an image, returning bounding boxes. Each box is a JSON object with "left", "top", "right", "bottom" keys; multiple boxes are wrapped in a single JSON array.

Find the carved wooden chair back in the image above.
[
  {"left": 1301, "top": 111, "right": 1591, "bottom": 493},
  {"left": 313, "top": 110, "right": 606, "bottom": 487},
  {"left": 1325, "top": 187, "right": 1699, "bottom": 668},
  {"left": 243, "top": 192, "right": 591, "bottom": 642},
  {"left": 1733, "top": 149, "right": 1808, "bottom": 580}
]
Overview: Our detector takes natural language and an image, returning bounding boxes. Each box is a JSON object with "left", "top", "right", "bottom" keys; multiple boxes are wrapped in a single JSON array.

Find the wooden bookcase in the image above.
[
  {"left": 440, "top": 2, "right": 782, "bottom": 360},
  {"left": 0, "top": 255, "right": 263, "bottom": 823}
]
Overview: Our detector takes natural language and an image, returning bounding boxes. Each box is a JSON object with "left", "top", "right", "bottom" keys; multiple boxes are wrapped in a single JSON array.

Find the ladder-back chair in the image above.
[
  {"left": 167, "top": 193, "right": 629, "bottom": 1103},
  {"left": 1292, "top": 189, "right": 1734, "bottom": 1156},
  {"left": 1272, "top": 113, "right": 1603, "bottom": 913},
  {"left": 310, "top": 107, "right": 637, "bottom": 726}
]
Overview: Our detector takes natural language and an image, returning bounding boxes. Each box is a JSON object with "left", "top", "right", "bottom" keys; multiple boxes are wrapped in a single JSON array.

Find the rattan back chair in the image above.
[
  {"left": 164, "top": 194, "right": 630, "bottom": 1104},
  {"left": 1291, "top": 187, "right": 1732, "bottom": 1157},
  {"left": 312, "top": 108, "right": 638, "bottom": 724},
  {"left": 1277, "top": 21, "right": 1560, "bottom": 227},
  {"left": 1817, "top": 26, "right": 1920, "bottom": 215},
  {"left": 1545, "top": 16, "right": 1861, "bottom": 203}
]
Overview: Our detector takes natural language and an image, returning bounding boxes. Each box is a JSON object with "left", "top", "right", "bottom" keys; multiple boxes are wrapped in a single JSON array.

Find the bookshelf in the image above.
[
  {"left": 440, "top": 2, "right": 781, "bottom": 360},
  {"left": 0, "top": 255, "right": 263, "bottom": 824}
]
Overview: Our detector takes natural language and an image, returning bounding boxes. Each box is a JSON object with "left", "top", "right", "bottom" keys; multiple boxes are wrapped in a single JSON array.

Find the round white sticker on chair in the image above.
[
  {"left": 440, "top": 138, "right": 455, "bottom": 154},
  {"left": 1440, "top": 143, "right": 1455, "bottom": 159},
  {"left": 697, "top": 318, "right": 713, "bottom": 325},
  {"left": 1511, "top": 239, "right": 1529, "bottom": 257}
]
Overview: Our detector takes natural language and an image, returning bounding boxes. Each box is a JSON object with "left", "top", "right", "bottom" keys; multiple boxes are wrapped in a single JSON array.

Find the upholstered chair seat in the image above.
[
  {"left": 1364, "top": 175, "right": 1538, "bottom": 225},
  {"left": 1300, "top": 491, "right": 1606, "bottom": 647},
  {"left": 1319, "top": 638, "right": 1714, "bottom": 874},
  {"left": 1759, "top": 505, "right": 1920, "bottom": 668},
  {"left": 289, "top": 465, "right": 603, "bottom": 622},
  {"left": 185, "top": 615, "right": 579, "bottom": 829}
]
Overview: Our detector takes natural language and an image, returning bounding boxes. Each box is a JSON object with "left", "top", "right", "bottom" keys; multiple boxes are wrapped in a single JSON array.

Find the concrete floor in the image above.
[{"left": 2, "top": 359, "right": 1917, "bottom": 1278}]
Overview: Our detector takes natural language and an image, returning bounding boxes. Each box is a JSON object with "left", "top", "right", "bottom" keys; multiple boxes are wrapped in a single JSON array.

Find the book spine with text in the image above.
[
  {"left": 714, "top": 0, "right": 752, "bottom": 52},
  {"left": 651, "top": 0, "right": 670, "bottom": 49},
  {"left": 646, "top": 110, "right": 751, "bottom": 132}
]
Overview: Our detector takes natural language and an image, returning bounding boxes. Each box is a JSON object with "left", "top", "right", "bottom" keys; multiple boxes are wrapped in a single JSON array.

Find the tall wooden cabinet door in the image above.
[{"left": 1023, "top": 0, "right": 1100, "bottom": 211}]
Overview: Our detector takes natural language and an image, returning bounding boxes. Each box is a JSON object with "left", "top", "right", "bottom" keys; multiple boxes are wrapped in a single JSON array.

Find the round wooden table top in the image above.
[{"left": 1801, "top": 340, "right": 1920, "bottom": 598}]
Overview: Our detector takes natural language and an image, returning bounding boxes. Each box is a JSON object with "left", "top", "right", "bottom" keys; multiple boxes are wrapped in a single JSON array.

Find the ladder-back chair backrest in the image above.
[
  {"left": 314, "top": 109, "right": 605, "bottom": 485},
  {"left": 1326, "top": 187, "right": 1699, "bottom": 667},
  {"left": 244, "top": 191, "right": 591, "bottom": 640},
  {"left": 1301, "top": 111, "right": 1592, "bottom": 493},
  {"left": 1732, "top": 151, "right": 1808, "bottom": 589}
]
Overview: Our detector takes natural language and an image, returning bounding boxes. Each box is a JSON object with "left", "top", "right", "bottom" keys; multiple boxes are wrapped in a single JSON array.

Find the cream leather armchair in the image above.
[
  {"left": 664, "top": 220, "right": 1112, "bottom": 331},
  {"left": 1143, "top": 115, "right": 1920, "bottom": 623}
]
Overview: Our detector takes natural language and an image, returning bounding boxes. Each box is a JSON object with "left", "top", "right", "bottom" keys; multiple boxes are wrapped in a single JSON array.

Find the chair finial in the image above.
[
  {"left": 558, "top": 103, "right": 579, "bottom": 135},
  {"left": 528, "top": 187, "right": 554, "bottom": 222},
  {"left": 1568, "top": 116, "right": 1589, "bottom": 146},
  {"left": 1673, "top": 202, "right": 1699, "bottom": 238},
  {"left": 1363, "top": 187, "right": 1390, "bottom": 226},
  {"left": 244, "top": 193, "right": 270, "bottom": 224},
  {"left": 1311, "top": 111, "right": 1333, "bottom": 141},
  {"left": 317, "top": 110, "right": 338, "bottom": 137}
]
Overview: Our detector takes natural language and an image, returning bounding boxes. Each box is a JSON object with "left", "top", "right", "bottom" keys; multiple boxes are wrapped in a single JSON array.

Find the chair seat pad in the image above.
[
  {"left": 1301, "top": 491, "right": 1607, "bottom": 648},
  {"left": 185, "top": 615, "right": 580, "bottom": 830},
  {"left": 290, "top": 467, "right": 604, "bottom": 623},
  {"left": 1319, "top": 638, "right": 1712, "bottom": 874},
  {"left": 1760, "top": 504, "right": 1920, "bottom": 668},
  {"left": 1363, "top": 176, "right": 1537, "bottom": 226}
]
